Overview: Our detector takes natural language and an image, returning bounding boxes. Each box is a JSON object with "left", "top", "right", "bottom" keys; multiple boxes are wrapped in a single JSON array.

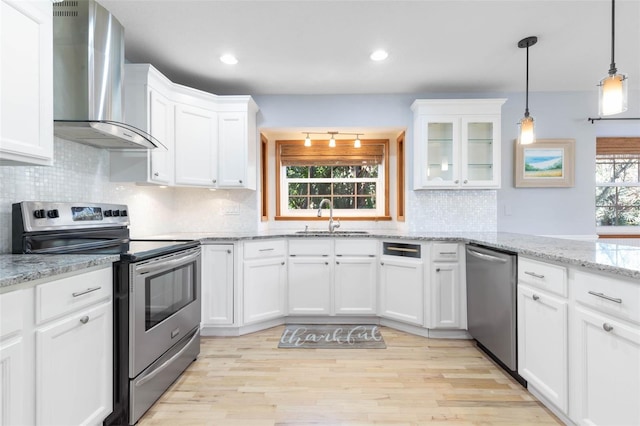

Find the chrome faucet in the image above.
[{"left": 317, "top": 198, "right": 340, "bottom": 232}]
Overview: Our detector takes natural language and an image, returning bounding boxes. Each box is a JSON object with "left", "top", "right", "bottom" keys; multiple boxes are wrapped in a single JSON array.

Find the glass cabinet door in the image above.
[
  {"left": 461, "top": 117, "right": 499, "bottom": 187},
  {"left": 423, "top": 118, "right": 459, "bottom": 186}
]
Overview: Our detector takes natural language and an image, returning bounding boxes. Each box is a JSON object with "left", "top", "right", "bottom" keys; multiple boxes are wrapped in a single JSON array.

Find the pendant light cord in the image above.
[
  {"left": 525, "top": 45, "right": 530, "bottom": 117},
  {"left": 609, "top": 0, "right": 617, "bottom": 75}
]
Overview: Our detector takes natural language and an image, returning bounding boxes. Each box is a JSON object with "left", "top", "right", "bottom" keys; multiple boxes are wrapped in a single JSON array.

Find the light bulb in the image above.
[
  {"left": 518, "top": 115, "right": 535, "bottom": 145},
  {"left": 329, "top": 136, "right": 336, "bottom": 148},
  {"left": 304, "top": 134, "right": 311, "bottom": 147},
  {"left": 354, "top": 136, "right": 361, "bottom": 148},
  {"left": 599, "top": 74, "right": 628, "bottom": 116}
]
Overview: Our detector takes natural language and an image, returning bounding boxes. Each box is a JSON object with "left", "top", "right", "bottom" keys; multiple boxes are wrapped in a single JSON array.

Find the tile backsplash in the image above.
[{"left": 1, "top": 138, "right": 496, "bottom": 253}]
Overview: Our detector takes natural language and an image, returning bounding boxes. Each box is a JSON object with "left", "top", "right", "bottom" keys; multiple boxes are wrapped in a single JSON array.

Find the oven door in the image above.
[{"left": 129, "top": 246, "right": 201, "bottom": 377}]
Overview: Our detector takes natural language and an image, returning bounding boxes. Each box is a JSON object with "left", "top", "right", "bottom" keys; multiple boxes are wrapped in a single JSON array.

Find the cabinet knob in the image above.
[
  {"left": 454, "top": 179, "right": 459, "bottom": 184},
  {"left": 153, "top": 172, "right": 159, "bottom": 177},
  {"left": 602, "top": 323, "right": 614, "bottom": 332},
  {"left": 336, "top": 261, "right": 340, "bottom": 265},
  {"left": 227, "top": 249, "right": 231, "bottom": 254},
  {"left": 281, "top": 261, "right": 285, "bottom": 265},
  {"left": 80, "top": 316, "right": 89, "bottom": 324},
  {"left": 239, "top": 179, "right": 243, "bottom": 184},
  {"left": 463, "top": 179, "right": 468, "bottom": 184},
  {"left": 435, "top": 268, "right": 441, "bottom": 272},
  {"left": 212, "top": 179, "right": 217, "bottom": 184},
  {"left": 380, "top": 262, "right": 384, "bottom": 266},
  {"left": 325, "top": 262, "right": 329, "bottom": 265},
  {"left": 532, "top": 294, "right": 540, "bottom": 301}
]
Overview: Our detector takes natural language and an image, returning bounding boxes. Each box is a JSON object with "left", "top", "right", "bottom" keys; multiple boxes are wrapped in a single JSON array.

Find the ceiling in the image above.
[{"left": 98, "top": 0, "right": 640, "bottom": 97}]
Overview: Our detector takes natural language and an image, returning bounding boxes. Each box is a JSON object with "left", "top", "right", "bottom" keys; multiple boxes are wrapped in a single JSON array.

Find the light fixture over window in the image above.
[
  {"left": 301, "top": 131, "right": 364, "bottom": 148},
  {"left": 518, "top": 36, "right": 538, "bottom": 145},
  {"left": 599, "top": 0, "right": 628, "bottom": 116}
]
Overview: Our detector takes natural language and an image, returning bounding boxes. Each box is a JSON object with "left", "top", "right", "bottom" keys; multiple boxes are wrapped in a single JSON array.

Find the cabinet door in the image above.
[
  {"left": 379, "top": 258, "right": 423, "bottom": 325},
  {"left": 430, "top": 262, "right": 461, "bottom": 329},
  {"left": 0, "top": 0, "right": 53, "bottom": 166},
  {"left": 461, "top": 116, "right": 500, "bottom": 188},
  {"left": 571, "top": 306, "right": 640, "bottom": 426},
  {"left": 174, "top": 103, "right": 217, "bottom": 187},
  {"left": 517, "top": 285, "right": 568, "bottom": 413},
  {"left": 149, "top": 88, "right": 174, "bottom": 184},
  {"left": 334, "top": 256, "right": 377, "bottom": 315},
  {"left": 288, "top": 257, "right": 332, "bottom": 315},
  {"left": 0, "top": 337, "right": 26, "bottom": 426},
  {"left": 217, "top": 112, "right": 247, "bottom": 188},
  {"left": 36, "top": 302, "right": 112, "bottom": 426},
  {"left": 201, "top": 245, "right": 234, "bottom": 326},
  {"left": 416, "top": 116, "right": 460, "bottom": 188},
  {"left": 243, "top": 258, "right": 286, "bottom": 324}
]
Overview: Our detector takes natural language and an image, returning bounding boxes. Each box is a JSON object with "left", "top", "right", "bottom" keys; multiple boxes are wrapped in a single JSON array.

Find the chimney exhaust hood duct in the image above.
[{"left": 52, "top": 0, "right": 164, "bottom": 150}]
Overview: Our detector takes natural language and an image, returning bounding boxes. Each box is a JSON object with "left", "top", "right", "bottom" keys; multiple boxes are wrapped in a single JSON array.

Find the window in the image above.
[
  {"left": 596, "top": 137, "right": 640, "bottom": 235},
  {"left": 276, "top": 140, "right": 390, "bottom": 219}
]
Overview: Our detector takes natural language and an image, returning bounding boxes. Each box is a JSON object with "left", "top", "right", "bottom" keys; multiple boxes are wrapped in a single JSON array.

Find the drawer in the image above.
[
  {"left": 432, "top": 243, "right": 459, "bottom": 262},
  {"left": 243, "top": 239, "right": 286, "bottom": 259},
  {"left": 335, "top": 239, "right": 377, "bottom": 256},
  {"left": 289, "top": 239, "right": 331, "bottom": 256},
  {"left": 0, "top": 290, "right": 26, "bottom": 339},
  {"left": 518, "top": 257, "right": 567, "bottom": 297},
  {"left": 573, "top": 270, "right": 640, "bottom": 325},
  {"left": 36, "top": 266, "right": 113, "bottom": 324}
]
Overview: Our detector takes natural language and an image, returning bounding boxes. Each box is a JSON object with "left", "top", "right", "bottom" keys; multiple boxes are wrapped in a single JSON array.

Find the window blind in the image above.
[
  {"left": 596, "top": 137, "right": 640, "bottom": 155},
  {"left": 279, "top": 141, "right": 386, "bottom": 166}
]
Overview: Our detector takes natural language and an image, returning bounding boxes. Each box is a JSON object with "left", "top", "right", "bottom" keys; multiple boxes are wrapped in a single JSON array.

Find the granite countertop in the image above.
[
  {"left": 0, "top": 254, "right": 119, "bottom": 293},
  {"left": 3, "top": 231, "right": 639, "bottom": 294}
]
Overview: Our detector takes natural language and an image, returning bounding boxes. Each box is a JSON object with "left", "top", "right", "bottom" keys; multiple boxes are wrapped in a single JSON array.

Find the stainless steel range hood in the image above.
[{"left": 53, "top": 0, "right": 163, "bottom": 150}]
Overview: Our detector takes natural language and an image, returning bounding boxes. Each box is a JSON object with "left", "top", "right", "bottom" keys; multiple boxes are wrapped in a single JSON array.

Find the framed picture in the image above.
[{"left": 514, "top": 138, "right": 575, "bottom": 187}]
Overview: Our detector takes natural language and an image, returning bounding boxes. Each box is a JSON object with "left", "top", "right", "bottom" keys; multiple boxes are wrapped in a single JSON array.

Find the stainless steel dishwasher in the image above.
[{"left": 465, "top": 244, "right": 525, "bottom": 386}]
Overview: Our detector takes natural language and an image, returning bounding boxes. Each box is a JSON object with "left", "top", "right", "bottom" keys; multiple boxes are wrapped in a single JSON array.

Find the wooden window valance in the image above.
[
  {"left": 596, "top": 137, "right": 640, "bottom": 155},
  {"left": 279, "top": 140, "right": 386, "bottom": 166}
]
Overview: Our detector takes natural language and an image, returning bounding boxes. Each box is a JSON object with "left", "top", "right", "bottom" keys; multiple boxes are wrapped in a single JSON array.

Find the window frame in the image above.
[{"left": 275, "top": 139, "right": 391, "bottom": 221}]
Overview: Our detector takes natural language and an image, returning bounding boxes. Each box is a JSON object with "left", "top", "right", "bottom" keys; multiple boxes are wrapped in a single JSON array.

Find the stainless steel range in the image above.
[{"left": 12, "top": 201, "right": 201, "bottom": 425}]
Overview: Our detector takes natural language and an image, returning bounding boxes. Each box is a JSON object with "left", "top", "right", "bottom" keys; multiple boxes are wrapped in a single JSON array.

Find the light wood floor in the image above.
[{"left": 138, "top": 326, "right": 562, "bottom": 425}]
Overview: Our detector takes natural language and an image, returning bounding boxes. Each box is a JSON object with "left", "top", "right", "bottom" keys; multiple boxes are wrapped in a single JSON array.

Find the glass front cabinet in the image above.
[{"left": 411, "top": 99, "right": 506, "bottom": 189}]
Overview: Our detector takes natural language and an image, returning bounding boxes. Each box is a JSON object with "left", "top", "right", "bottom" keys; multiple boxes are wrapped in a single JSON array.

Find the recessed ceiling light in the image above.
[
  {"left": 220, "top": 54, "right": 238, "bottom": 65},
  {"left": 370, "top": 49, "right": 388, "bottom": 61}
]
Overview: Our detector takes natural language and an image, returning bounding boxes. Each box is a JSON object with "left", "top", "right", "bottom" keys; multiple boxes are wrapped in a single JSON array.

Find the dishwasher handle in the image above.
[{"left": 466, "top": 247, "right": 508, "bottom": 263}]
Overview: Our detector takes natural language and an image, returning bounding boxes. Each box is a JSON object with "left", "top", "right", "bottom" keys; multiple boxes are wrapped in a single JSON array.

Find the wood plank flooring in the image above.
[{"left": 138, "top": 326, "right": 562, "bottom": 425}]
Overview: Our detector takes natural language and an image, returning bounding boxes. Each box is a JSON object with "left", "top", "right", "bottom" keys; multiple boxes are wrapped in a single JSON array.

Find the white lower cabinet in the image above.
[
  {"left": 379, "top": 254, "right": 424, "bottom": 326},
  {"left": 288, "top": 257, "right": 332, "bottom": 315},
  {"left": 201, "top": 244, "right": 234, "bottom": 326},
  {"left": 429, "top": 243, "right": 464, "bottom": 329},
  {"left": 242, "top": 240, "right": 287, "bottom": 325},
  {"left": 36, "top": 302, "right": 112, "bottom": 426},
  {"left": 334, "top": 256, "right": 377, "bottom": 315},
  {"left": 517, "top": 284, "right": 568, "bottom": 413}
]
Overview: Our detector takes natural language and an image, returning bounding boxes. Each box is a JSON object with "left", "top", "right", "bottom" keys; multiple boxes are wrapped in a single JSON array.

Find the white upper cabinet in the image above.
[
  {"left": 111, "top": 64, "right": 175, "bottom": 185},
  {"left": 411, "top": 99, "right": 505, "bottom": 189},
  {"left": 217, "top": 99, "right": 258, "bottom": 189},
  {"left": 0, "top": 0, "right": 53, "bottom": 166}
]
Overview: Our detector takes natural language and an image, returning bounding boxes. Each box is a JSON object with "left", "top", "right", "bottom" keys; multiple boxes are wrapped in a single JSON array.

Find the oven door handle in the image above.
[
  {"left": 134, "top": 328, "right": 199, "bottom": 388},
  {"left": 135, "top": 248, "right": 200, "bottom": 275},
  {"left": 27, "top": 238, "right": 130, "bottom": 254}
]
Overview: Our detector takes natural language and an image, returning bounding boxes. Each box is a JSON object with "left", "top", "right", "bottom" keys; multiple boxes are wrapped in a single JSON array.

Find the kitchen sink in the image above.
[{"left": 295, "top": 230, "right": 369, "bottom": 234}]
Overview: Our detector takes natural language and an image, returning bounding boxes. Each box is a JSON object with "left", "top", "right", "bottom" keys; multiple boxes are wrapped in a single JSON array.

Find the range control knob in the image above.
[
  {"left": 33, "top": 209, "right": 46, "bottom": 219},
  {"left": 46, "top": 209, "right": 59, "bottom": 218},
  {"left": 104, "top": 210, "right": 113, "bottom": 217},
  {"left": 120, "top": 210, "right": 128, "bottom": 217},
  {"left": 112, "top": 210, "right": 120, "bottom": 217}
]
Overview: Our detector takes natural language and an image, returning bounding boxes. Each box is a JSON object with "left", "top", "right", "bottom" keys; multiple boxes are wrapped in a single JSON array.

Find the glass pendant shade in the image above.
[
  {"left": 304, "top": 135, "right": 311, "bottom": 147},
  {"left": 329, "top": 136, "right": 336, "bottom": 148},
  {"left": 354, "top": 137, "right": 361, "bottom": 148},
  {"left": 518, "top": 115, "right": 535, "bottom": 145},
  {"left": 599, "top": 73, "right": 628, "bottom": 116}
]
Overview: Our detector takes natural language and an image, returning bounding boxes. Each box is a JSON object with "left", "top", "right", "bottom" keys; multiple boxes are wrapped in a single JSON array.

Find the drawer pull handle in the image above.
[
  {"left": 72, "top": 286, "right": 102, "bottom": 297},
  {"left": 588, "top": 291, "right": 622, "bottom": 304},
  {"left": 439, "top": 252, "right": 457, "bottom": 255},
  {"left": 532, "top": 294, "right": 540, "bottom": 301},
  {"left": 524, "top": 271, "right": 545, "bottom": 279},
  {"left": 603, "top": 323, "right": 614, "bottom": 332},
  {"left": 79, "top": 316, "right": 89, "bottom": 324},
  {"left": 387, "top": 247, "right": 418, "bottom": 253},
  {"left": 259, "top": 248, "right": 274, "bottom": 252}
]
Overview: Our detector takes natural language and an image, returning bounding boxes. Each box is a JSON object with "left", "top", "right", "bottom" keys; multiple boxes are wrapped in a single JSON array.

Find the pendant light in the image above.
[
  {"left": 518, "top": 36, "right": 538, "bottom": 145},
  {"left": 328, "top": 132, "right": 337, "bottom": 148},
  {"left": 599, "top": 0, "right": 628, "bottom": 116},
  {"left": 304, "top": 133, "right": 311, "bottom": 147},
  {"left": 354, "top": 134, "right": 361, "bottom": 148}
]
